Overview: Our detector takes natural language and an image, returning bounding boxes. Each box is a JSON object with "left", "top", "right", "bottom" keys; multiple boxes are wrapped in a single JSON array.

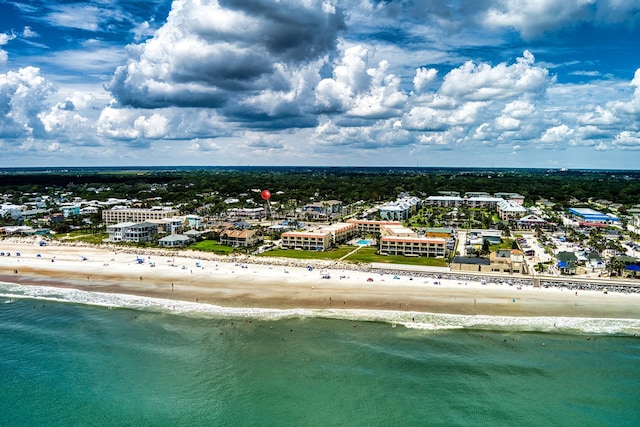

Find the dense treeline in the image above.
[{"left": 0, "top": 167, "right": 638, "bottom": 208}]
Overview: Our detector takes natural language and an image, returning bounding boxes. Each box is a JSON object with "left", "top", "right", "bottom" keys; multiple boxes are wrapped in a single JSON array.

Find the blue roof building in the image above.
[{"left": 568, "top": 207, "right": 619, "bottom": 223}]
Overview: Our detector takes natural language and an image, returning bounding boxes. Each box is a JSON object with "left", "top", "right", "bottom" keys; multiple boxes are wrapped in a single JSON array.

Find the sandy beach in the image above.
[{"left": 1, "top": 239, "right": 639, "bottom": 320}]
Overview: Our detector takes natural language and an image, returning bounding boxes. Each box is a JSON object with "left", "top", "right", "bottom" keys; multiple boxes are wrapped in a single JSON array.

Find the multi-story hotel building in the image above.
[
  {"left": 346, "top": 219, "right": 402, "bottom": 234},
  {"left": 280, "top": 230, "right": 333, "bottom": 251},
  {"left": 377, "top": 223, "right": 448, "bottom": 257},
  {"left": 102, "top": 206, "right": 178, "bottom": 225},
  {"left": 280, "top": 222, "right": 357, "bottom": 251},
  {"left": 379, "top": 235, "right": 447, "bottom": 257}
]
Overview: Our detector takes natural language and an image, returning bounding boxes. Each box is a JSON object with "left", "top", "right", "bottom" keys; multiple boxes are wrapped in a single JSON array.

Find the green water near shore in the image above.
[{"left": 1, "top": 292, "right": 639, "bottom": 426}]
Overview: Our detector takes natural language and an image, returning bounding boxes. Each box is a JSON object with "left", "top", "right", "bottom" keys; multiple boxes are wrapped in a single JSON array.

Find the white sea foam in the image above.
[{"left": 2, "top": 281, "right": 639, "bottom": 335}]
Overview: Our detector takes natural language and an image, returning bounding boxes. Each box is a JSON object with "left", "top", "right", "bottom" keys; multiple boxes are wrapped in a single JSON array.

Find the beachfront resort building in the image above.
[
  {"left": 102, "top": 206, "right": 179, "bottom": 225},
  {"left": 379, "top": 235, "right": 447, "bottom": 257},
  {"left": 106, "top": 222, "right": 158, "bottom": 243},
  {"left": 281, "top": 230, "right": 333, "bottom": 251},
  {"left": 378, "top": 223, "right": 447, "bottom": 257},
  {"left": 280, "top": 222, "right": 357, "bottom": 251}
]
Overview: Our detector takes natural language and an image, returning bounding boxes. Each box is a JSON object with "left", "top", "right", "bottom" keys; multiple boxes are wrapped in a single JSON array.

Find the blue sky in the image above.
[{"left": 1, "top": 0, "right": 639, "bottom": 169}]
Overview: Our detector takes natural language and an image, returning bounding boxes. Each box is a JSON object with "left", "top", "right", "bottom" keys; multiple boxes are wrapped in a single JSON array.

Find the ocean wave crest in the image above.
[{"left": 2, "top": 281, "right": 639, "bottom": 335}]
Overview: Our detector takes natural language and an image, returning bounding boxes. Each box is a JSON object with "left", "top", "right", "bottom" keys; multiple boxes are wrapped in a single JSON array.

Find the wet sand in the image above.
[{"left": 1, "top": 240, "right": 639, "bottom": 319}]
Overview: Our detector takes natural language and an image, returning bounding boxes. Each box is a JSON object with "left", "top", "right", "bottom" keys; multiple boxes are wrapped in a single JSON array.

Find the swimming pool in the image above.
[{"left": 356, "top": 239, "right": 374, "bottom": 246}]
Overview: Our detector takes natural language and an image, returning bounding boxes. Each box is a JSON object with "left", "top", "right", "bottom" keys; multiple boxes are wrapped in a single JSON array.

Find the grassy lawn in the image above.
[
  {"left": 490, "top": 238, "right": 516, "bottom": 252},
  {"left": 189, "top": 240, "right": 236, "bottom": 254},
  {"left": 52, "top": 231, "right": 108, "bottom": 244},
  {"left": 256, "top": 246, "right": 353, "bottom": 260},
  {"left": 257, "top": 245, "right": 448, "bottom": 267},
  {"left": 344, "top": 247, "right": 448, "bottom": 266}
]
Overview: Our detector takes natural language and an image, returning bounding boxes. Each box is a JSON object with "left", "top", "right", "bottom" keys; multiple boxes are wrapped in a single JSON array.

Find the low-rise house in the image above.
[
  {"left": 61, "top": 205, "right": 80, "bottom": 218},
  {"left": 106, "top": 222, "right": 158, "bottom": 243},
  {"left": 556, "top": 251, "right": 578, "bottom": 275},
  {"left": 450, "top": 256, "right": 491, "bottom": 272},
  {"left": 220, "top": 229, "right": 263, "bottom": 248},
  {"left": 490, "top": 249, "right": 526, "bottom": 274},
  {"left": 184, "top": 229, "right": 202, "bottom": 240},
  {"left": 158, "top": 234, "right": 192, "bottom": 247}
]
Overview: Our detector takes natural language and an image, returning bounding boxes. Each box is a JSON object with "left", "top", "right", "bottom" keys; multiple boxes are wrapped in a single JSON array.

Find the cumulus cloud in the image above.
[
  {"left": 4, "top": 0, "right": 640, "bottom": 166},
  {"left": 539, "top": 124, "right": 574, "bottom": 147},
  {"left": 0, "top": 67, "right": 53, "bottom": 138},
  {"left": 413, "top": 67, "right": 438, "bottom": 93},
  {"left": 0, "top": 32, "right": 17, "bottom": 64},
  {"left": 107, "top": 0, "right": 346, "bottom": 113},
  {"left": 37, "top": 92, "right": 99, "bottom": 145},
  {"left": 483, "top": 0, "right": 640, "bottom": 39},
  {"left": 440, "top": 51, "right": 552, "bottom": 101},
  {"left": 613, "top": 131, "right": 640, "bottom": 150}
]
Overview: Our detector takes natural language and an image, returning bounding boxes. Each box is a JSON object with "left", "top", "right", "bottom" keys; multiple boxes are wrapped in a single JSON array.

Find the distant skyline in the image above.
[{"left": 1, "top": 1, "right": 640, "bottom": 169}]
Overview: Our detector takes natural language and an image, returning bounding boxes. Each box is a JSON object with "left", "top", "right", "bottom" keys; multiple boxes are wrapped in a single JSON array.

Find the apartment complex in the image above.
[
  {"left": 425, "top": 192, "right": 525, "bottom": 209},
  {"left": 280, "top": 222, "right": 357, "bottom": 251},
  {"left": 378, "top": 196, "right": 421, "bottom": 221},
  {"left": 280, "top": 230, "right": 333, "bottom": 251},
  {"left": 379, "top": 235, "right": 447, "bottom": 257},
  {"left": 378, "top": 223, "right": 447, "bottom": 257},
  {"left": 497, "top": 199, "right": 527, "bottom": 221},
  {"left": 102, "top": 207, "right": 178, "bottom": 225},
  {"left": 346, "top": 219, "right": 402, "bottom": 234}
]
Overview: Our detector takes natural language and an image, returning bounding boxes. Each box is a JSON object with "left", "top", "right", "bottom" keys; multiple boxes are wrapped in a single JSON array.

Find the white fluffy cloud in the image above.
[
  {"left": 484, "top": 0, "right": 640, "bottom": 39},
  {"left": 0, "top": 32, "right": 17, "bottom": 64},
  {"left": 440, "top": 50, "right": 552, "bottom": 101},
  {"left": 613, "top": 131, "right": 640, "bottom": 150},
  {"left": 0, "top": 67, "right": 53, "bottom": 139},
  {"left": 3, "top": 0, "right": 640, "bottom": 167},
  {"left": 107, "top": 0, "right": 345, "bottom": 115}
]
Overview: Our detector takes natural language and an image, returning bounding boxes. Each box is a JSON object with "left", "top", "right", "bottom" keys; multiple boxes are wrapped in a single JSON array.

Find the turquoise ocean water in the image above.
[{"left": 1, "top": 282, "right": 639, "bottom": 427}]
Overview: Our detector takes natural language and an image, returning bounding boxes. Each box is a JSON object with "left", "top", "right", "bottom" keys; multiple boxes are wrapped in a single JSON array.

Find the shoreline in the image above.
[{"left": 1, "top": 239, "right": 640, "bottom": 323}]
